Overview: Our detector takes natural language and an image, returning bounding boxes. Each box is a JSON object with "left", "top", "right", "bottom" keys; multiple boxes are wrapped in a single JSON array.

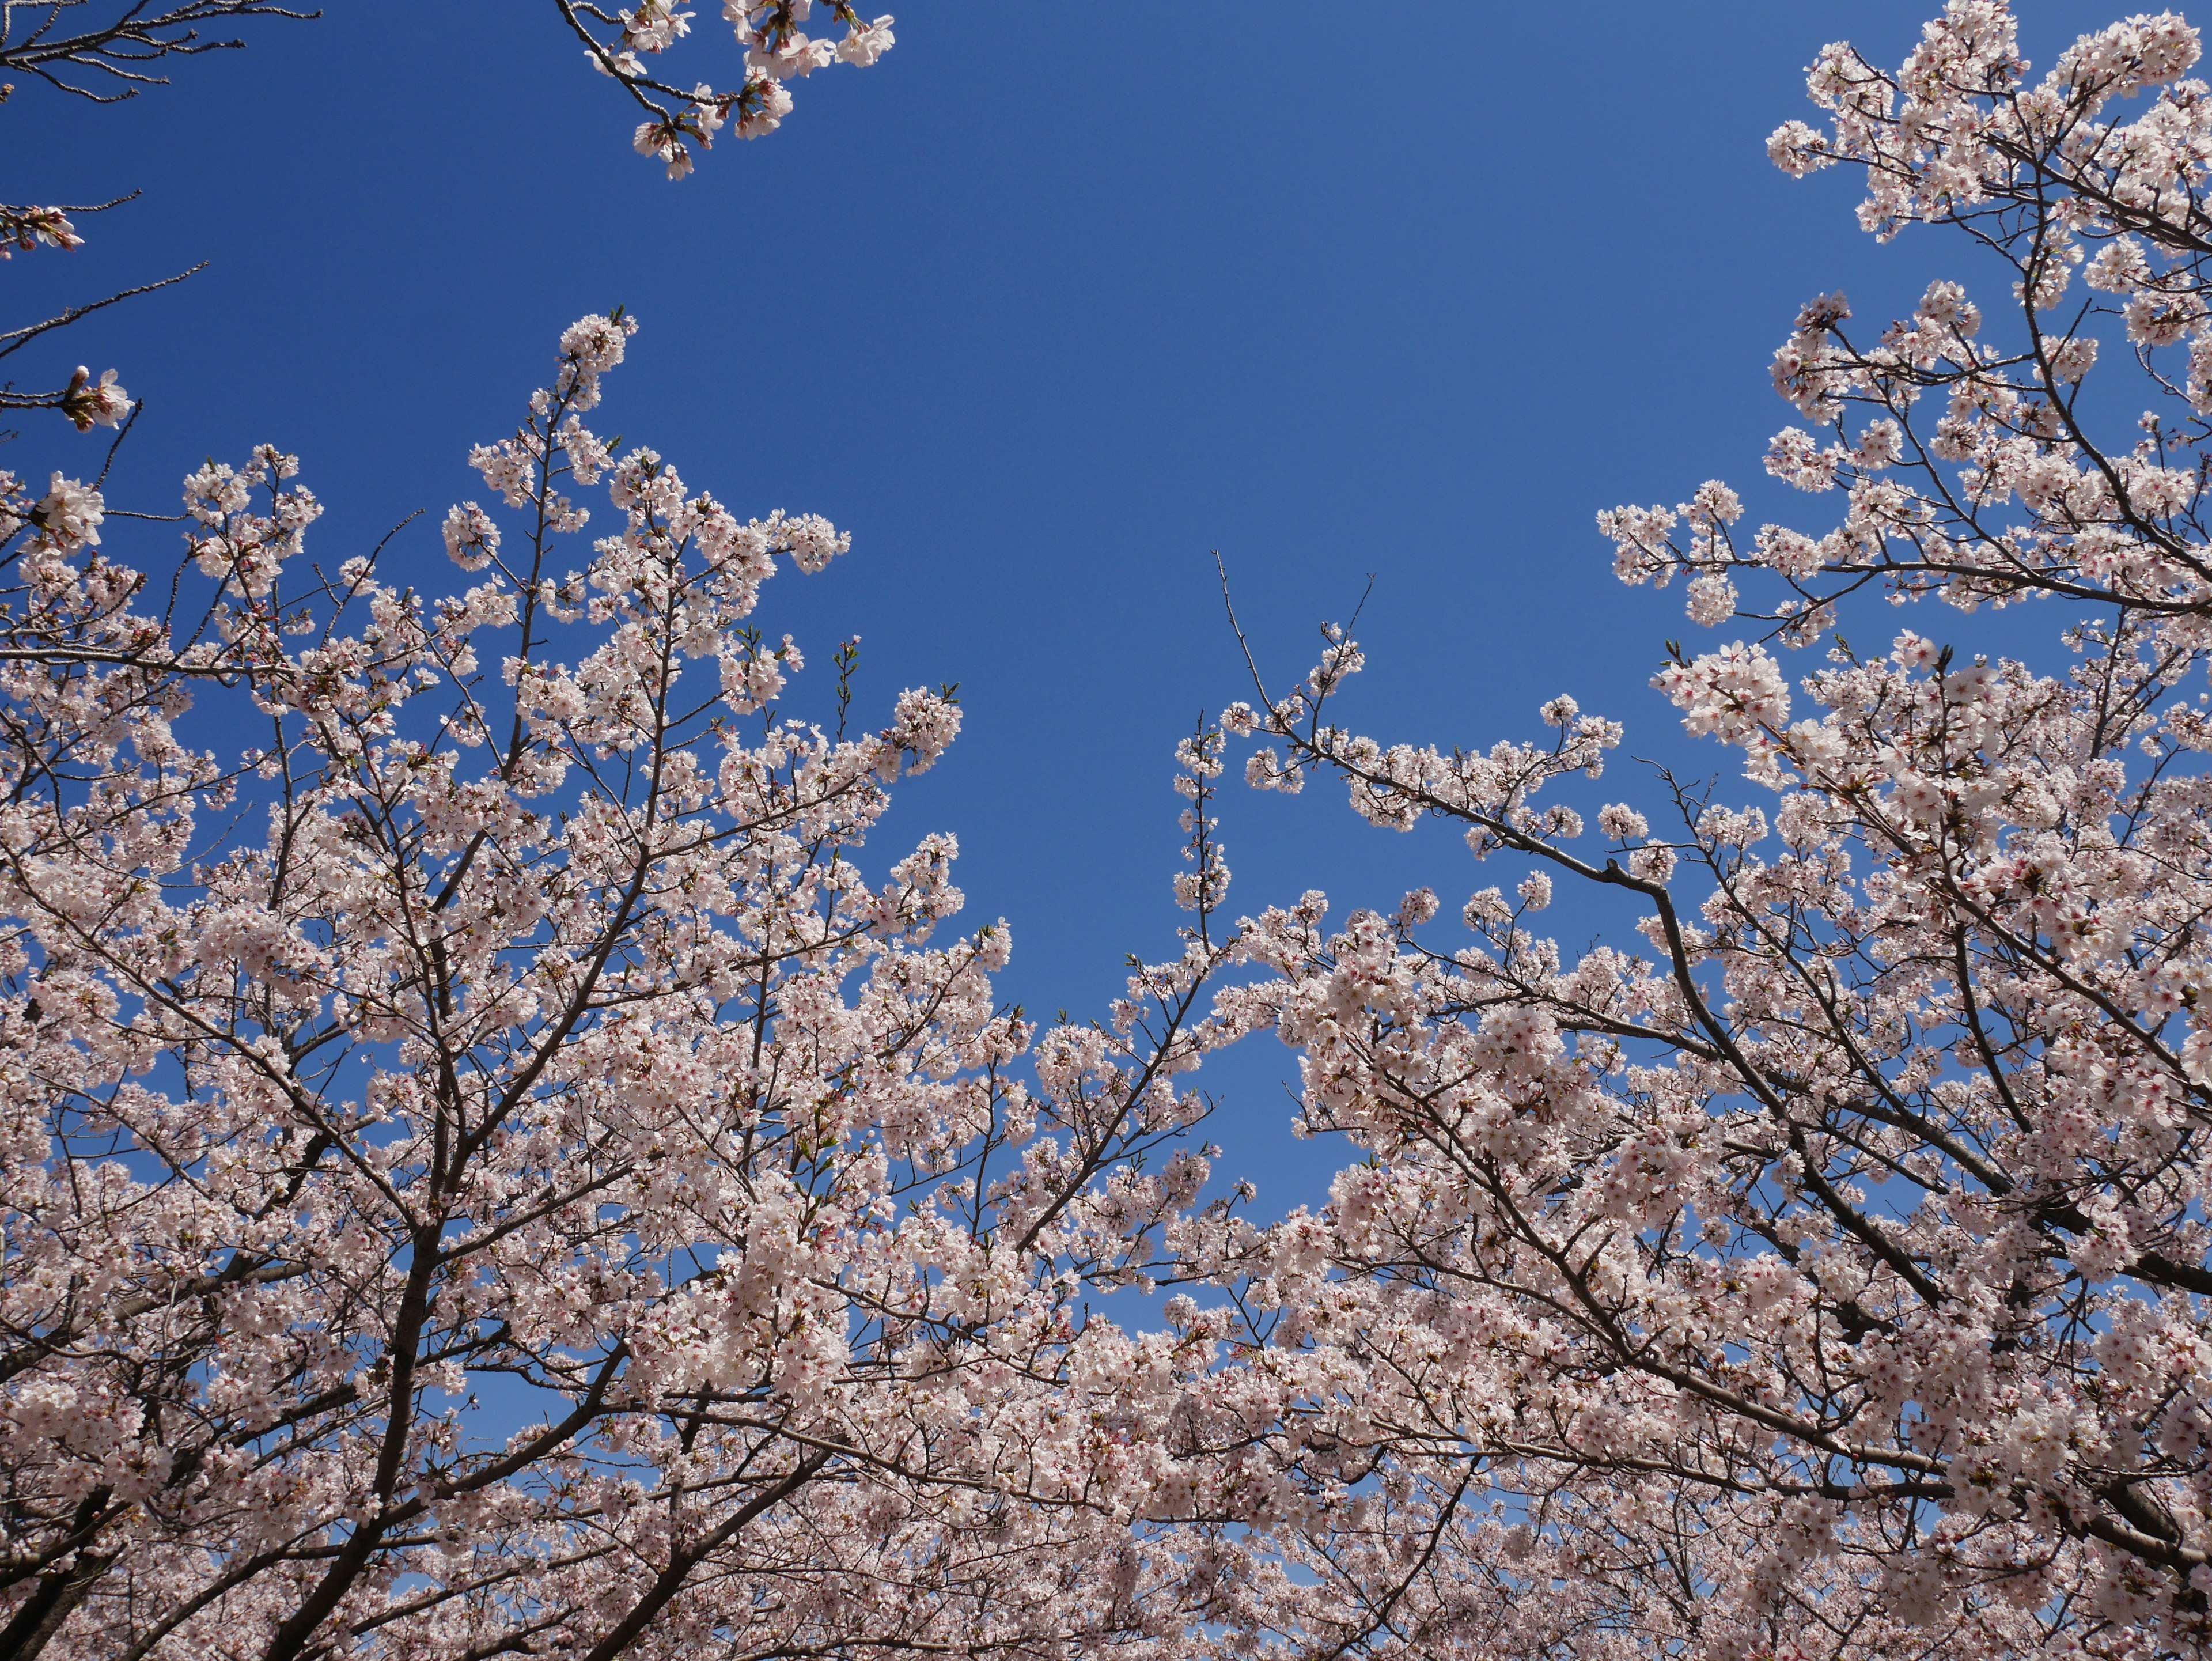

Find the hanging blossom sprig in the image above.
[{"left": 559, "top": 0, "right": 896, "bottom": 179}]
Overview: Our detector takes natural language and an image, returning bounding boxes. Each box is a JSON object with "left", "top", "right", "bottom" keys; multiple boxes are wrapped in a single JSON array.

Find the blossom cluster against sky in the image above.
[{"left": 13, "top": 0, "right": 2115, "bottom": 1206}]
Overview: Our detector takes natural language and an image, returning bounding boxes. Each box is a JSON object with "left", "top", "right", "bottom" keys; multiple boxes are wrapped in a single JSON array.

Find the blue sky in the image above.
[{"left": 12, "top": 1, "right": 2116, "bottom": 1209}]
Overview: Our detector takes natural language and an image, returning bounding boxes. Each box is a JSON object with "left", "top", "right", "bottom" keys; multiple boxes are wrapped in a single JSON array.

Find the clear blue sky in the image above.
[{"left": 12, "top": 1, "right": 2115, "bottom": 1208}]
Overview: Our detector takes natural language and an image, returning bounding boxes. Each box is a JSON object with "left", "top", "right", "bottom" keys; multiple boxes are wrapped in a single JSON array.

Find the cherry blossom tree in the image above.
[
  {"left": 0, "top": 313, "right": 1263, "bottom": 1660},
  {"left": 1184, "top": 5, "right": 2212, "bottom": 1656},
  {"left": 0, "top": 14, "right": 1297, "bottom": 1660}
]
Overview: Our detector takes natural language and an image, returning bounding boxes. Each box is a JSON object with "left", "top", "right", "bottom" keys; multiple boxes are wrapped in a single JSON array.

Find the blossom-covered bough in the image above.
[
  {"left": 0, "top": 315, "right": 1262, "bottom": 1660},
  {"left": 1188, "top": 5, "right": 2212, "bottom": 1656}
]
